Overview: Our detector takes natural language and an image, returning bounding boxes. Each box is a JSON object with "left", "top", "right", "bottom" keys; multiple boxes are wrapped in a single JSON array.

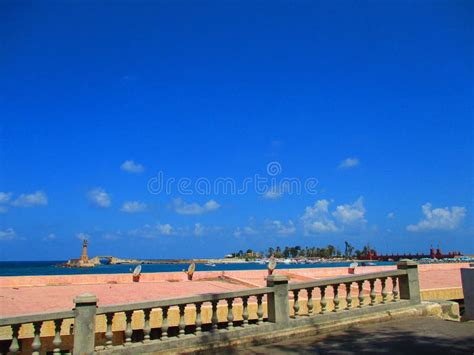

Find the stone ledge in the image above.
[{"left": 96, "top": 301, "right": 457, "bottom": 355}]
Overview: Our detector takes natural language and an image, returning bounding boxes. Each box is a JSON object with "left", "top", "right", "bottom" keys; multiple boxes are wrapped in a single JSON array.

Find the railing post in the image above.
[
  {"left": 461, "top": 265, "right": 474, "bottom": 320},
  {"left": 73, "top": 293, "right": 97, "bottom": 355},
  {"left": 266, "top": 275, "right": 289, "bottom": 324},
  {"left": 397, "top": 260, "right": 421, "bottom": 304}
]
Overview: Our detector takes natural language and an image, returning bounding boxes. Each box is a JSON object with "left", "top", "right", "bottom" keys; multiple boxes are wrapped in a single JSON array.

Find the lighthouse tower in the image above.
[{"left": 80, "top": 239, "right": 89, "bottom": 263}]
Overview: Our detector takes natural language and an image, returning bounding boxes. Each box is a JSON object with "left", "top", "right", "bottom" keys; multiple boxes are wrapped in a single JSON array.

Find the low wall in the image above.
[{"left": 0, "top": 263, "right": 469, "bottom": 288}]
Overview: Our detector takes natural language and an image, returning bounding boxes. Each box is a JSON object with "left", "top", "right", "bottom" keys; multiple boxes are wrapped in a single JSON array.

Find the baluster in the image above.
[
  {"left": 31, "top": 321, "right": 42, "bottom": 355},
  {"left": 53, "top": 319, "right": 63, "bottom": 353},
  {"left": 242, "top": 297, "right": 249, "bottom": 326},
  {"left": 226, "top": 299, "right": 234, "bottom": 330},
  {"left": 345, "top": 283, "right": 352, "bottom": 310},
  {"left": 178, "top": 305, "right": 186, "bottom": 337},
  {"left": 369, "top": 280, "right": 376, "bottom": 306},
  {"left": 333, "top": 284, "right": 340, "bottom": 312},
  {"left": 211, "top": 300, "right": 219, "bottom": 331},
  {"left": 124, "top": 311, "right": 133, "bottom": 344},
  {"left": 161, "top": 307, "right": 169, "bottom": 339},
  {"left": 195, "top": 303, "right": 202, "bottom": 335},
  {"left": 143, "top": 309, "right": 151, "bottom": 342},
  {"left": 292, "top": 290, "right": 300, "bottom": 317},
  {"left": 357, "top": 281, "right": 365, "bottom": 308},
  {"left": 319, "top": 286, "right": 327, "bottom": 314},
  {"left": 391, "top": 277, "right": 399, "bottom": 302},
  {"left": 9, "top": 324, "right": 20, "bottom": 354},
  {"left": 381, "top": 278, "right": 388, "bottom": 304},
  {"left": 256, "top": 295, "right": 264, "bottom": 325},
  {"left": 105, "top": 313, "right": 114, "bottom": 347},
  {"left": 306, "top": 288, "right": 314, "bottom": 315}
]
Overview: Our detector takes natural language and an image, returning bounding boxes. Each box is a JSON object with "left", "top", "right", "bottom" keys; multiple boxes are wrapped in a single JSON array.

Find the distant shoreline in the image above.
[{"left": 60, "top": 257, "right": 359, "bottom": 266}]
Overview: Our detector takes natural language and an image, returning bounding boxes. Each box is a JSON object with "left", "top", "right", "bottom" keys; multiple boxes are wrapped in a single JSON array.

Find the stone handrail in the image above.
[
  {"left": 0, "top": 260, "right": 421, "bottom": 354},
  {"left": 0, "top": 310, "right": 74, "bottom": 327},
  {"left": 287, "top": 269, "right": 407, "bottom": 291},
  {"left": 96, "top": 286, "right": 273, "bottom": 315}
]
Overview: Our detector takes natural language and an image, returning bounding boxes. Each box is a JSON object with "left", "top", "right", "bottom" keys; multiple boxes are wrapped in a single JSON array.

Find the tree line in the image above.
[{"left": 231, "top": 241, "right": 375, "bottom": 259}]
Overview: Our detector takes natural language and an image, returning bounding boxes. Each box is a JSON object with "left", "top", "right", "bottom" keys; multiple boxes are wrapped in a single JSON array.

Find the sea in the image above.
[{"left": 0, "top": 260, "right": 396, "bottom": 277}]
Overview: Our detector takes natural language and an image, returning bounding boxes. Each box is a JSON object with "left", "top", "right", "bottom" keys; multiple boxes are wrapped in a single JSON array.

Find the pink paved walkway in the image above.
[
  {"left": 0, "top": 280, "right": 246, "bottom": 317},
  {"left": 0, "top": 263, "right": 468, "bottom": 317}
]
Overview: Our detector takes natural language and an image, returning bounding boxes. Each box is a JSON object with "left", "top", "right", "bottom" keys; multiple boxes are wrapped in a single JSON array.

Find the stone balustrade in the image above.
[{"left": 0, "top": 260, "right": 421, "bottom": 354}]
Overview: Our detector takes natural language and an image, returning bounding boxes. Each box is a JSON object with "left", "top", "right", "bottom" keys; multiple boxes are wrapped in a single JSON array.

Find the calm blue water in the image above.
[{"left": 0, "top": 261, "right": 396, "bottom": 277}]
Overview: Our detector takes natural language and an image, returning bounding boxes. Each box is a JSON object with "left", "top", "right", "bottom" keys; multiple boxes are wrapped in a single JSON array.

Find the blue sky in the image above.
[{"left": 0, "top": 0, "right": 472, "bottom": 260}]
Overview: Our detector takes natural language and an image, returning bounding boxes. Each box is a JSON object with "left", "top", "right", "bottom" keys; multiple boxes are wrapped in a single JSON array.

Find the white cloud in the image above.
[
  {"left": 263, "top": 187, "right": 282, "bottom": 200},
  {"left": 76, "top": 232, "right": 90, "bottom": 240},
  {"left": 0, "top": 228, "right": 16, "bottom": 240},
  {"left": 387, "top": 212, "right": 396, "bottom": 219},
  {"left": 266, "top": 220, "right": 296, "bottom": 235},
  {"left": 173, "top": 198, "right": 220, "bottom": 215},
  {"left": 332, "top": 197, "right": 366, "bottom": 225},
  {"left": 43, "top": 233, "right": 56, "bottom": 241},
  {"left": 407, "top": 203, "right": 466, "bottom": 232},
  {"left": 301, "top": 199, "right": 339, "bottom": 234},
  {"left": 301, "top": 198, "right": 367, "bottom": 234},
  {"left": 121, "top": 160, "right": 144, "bottom": 173},
  {"left": 87, "top": 188, "right": 111, "bottom": 208},
  {"left": 11, "top": 191, "right": 48, "bottom": 207},
  {"left": 339, "top": 157, "right": 359, "bottom": 169},
  {"left": 120, "top": 201, "right": 147, "bottom": 213},
  {"left": 0, "top": 192, "right": 12, "bottom": 204}
]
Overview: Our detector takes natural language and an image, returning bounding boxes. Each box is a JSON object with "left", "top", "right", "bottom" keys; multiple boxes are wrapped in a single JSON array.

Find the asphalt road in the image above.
[{"left": 234, "top": 317, "right": 474, "bottom": 355}]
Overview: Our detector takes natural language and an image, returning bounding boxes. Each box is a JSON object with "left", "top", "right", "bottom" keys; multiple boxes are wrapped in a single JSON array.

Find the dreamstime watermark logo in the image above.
[
  {"left": 147, "top": 161, "right": 318, "bottom": 196},
  {"left": 266, "top": 161, "right": 282, "bottom": 176}
]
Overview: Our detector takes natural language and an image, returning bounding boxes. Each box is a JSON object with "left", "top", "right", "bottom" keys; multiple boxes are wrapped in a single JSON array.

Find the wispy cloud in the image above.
[
  {"left": 120, "top": 201, "right": 147, "bottom": 213},
  {"left": 0, "top": 192, "right": 12, "bottom": 204},
  {"left": 129, "top": 223, "right": 175, "bottom": 238},
  {"left": 193, "top": 223, "right": 222, "bottom": 236},
  {"left": 387, "top": 212, "right": 396, "bottom": 219},
  {"left": 339, "top": 157, "right": 359, "bottom": 169},
  {"left": 11, "top": 191, "right": 48, "bottom": 207},
  {"left": 121, "top": 160, "right": 144, "bottom": 173},
  {"left": 87, "top": 188, "right": 111, "bottom": 208},
  {"left": 0, "top": 228, "right": 16, "bottom": 240},
  {"left": 266, "top": 220, "right": 296, "bottom": 235},
  {"left": 233, "top": 226, "right": 258, "bottom": 238},
  {"left": 43, "top": 233, "right": 56, "bottom": 241},
  {"left": 0, "top": 192, "right": 12, "bottom": 213},
  {"left": 173, "top": 198, "right": 220, "bottom": 215},
  {"left": 102, "top": 231, "right": 122, "bottom": 240},
  {"left": 76, "top": 232, "right": 90, "bottom": 240},
  {"left": 407, "top": 203, "right": 466, "bottom": 232},
  {"left": 263, "top": 187, "right": 282, "bottom": 200}
]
